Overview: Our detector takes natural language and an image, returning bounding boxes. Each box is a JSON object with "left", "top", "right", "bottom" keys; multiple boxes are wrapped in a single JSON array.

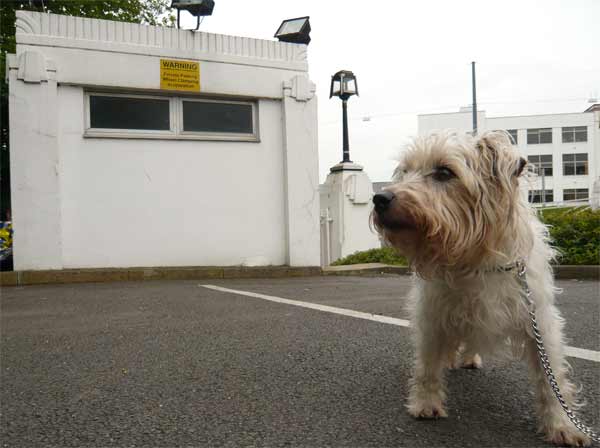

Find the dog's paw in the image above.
[
  {"left": 544, "top": 426, "right": 591, "bottom": 447},
  {"left": 407, "top": 401, "right": 448, "bottom": 420},
  {"left": 461, "top": 353, "right": 482, "bottom": 369}
]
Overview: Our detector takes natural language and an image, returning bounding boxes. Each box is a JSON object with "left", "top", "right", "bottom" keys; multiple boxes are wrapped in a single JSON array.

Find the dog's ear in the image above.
[
  {"left": 476, "top": 136, "right": 498, "bottom": 177},
  {"left": 515, "top": 157, "right": 527, "bottom": 177}
]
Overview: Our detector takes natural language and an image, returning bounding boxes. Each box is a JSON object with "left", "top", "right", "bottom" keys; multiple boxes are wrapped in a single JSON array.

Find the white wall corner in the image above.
[
  {"left": 282, "top": 76, "right": 320, "bottom": 266},
  {"left": 283, "top": 75, "right": 316, "bottom": 102},
  {"left": 16, "top": 51, "right": 51, "bottom": 83},
  {"left": 15, "top": 10, "right": 41, "bottom": 35},
  {"left": 9, "top": 57, "right": 62, "bottom": 270}
]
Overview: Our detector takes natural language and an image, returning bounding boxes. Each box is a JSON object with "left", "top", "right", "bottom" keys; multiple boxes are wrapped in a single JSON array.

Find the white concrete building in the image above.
[
  {"left": 418, "top": 105, "right": 600, "bottom": 206},
  {"left": 7, "top": 11, "right": 320, "bottom": 271}
]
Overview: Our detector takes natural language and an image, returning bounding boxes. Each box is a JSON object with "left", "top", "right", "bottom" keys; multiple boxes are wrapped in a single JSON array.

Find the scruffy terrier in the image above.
[{"left": 372, "top": 131, "right": 590, "bottom": 446}]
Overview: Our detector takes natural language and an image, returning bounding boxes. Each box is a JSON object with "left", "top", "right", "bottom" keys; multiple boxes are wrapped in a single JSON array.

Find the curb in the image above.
[
  {"left": 0, "top": 266, "right": 322, "bottom": 287},
  {"left": 1, "top": 264, "right": 597, "bottom": 287},
  {"left": 322, "top": 263, "right": 411, "bottom": 276}
]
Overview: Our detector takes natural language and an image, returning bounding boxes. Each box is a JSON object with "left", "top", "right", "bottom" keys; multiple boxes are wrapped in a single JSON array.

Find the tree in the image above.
[{"left": 0, "top": 1, "right": 175, "bottom": 221}]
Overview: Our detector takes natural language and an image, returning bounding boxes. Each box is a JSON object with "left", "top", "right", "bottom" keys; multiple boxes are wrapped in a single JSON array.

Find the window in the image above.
[
  {"left": 90, "top": 95, "right": 170, "bottom": 130},
  {"left": 561, "top": 126, "right": 587, "bottom": 143},
  {"left": 563, "top": 188, "right": 589, "bottom": 201},
  {"left": 182, "top": 99, "right": 254, "bottom": 134},
  {"left": 507, "top": 129, "right": 518, "bottom": 144},
  {"left": 527, "top": 128, "right": 552, "bottom": 144},
  {"left": 528, "top": 189, "right": 553, "bottom": 203},
  {"left": 527, "top": 155, "right": 552, "bottom": 177},
  {"left": 85, "top": 92, "right": 258, "bottom": 141},
  {"left": 562, "top": 153, "right": 588, "bottom": 175}
]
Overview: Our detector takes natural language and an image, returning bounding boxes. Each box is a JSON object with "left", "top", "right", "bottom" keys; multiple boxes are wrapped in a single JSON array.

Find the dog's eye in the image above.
[{"left": 432, "top": 166, "right": 456, "bottom": 182}]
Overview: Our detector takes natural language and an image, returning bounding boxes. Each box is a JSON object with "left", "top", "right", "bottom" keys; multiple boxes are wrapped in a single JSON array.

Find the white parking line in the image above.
[{"left": 200, "top": 284, "right": 600, "bottom": 363}]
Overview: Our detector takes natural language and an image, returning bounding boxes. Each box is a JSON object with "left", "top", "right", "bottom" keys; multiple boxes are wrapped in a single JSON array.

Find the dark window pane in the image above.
[
  {"left": 508, "top": 129, "right": 518, "bottom": 143},
  {"left": 90, "top": 96, "right": 170, "bottom": 130},
  {"left": 575, "top": 130, "right": 587, "bottom": 142},
  {"left": 183, "top": 101, "right": 253, "bottom": 133},
  {"left": 543, "top": 167, "right": 553, "bottom": 177},
  {"left": 562, "top": 154, "right": 575, "bottom": 161},
  {"left": 540, "top": 129, "right": 552, "bottom": 143},
  {"left": 527, "top": 130, "right": 539, "bottom": 144},
  {"left": 540, "top": 155, "right": 552, "bottom": 162},
  {"left": 563, "top": 164, "right": 575, "bottom": 175},
  {"left": 562, "top": 131, "right": 574, "bottom": 143},
  {"left": 577, "top": 189, "right": 589, "bottom": 199},
  {"left": 575, "top": 153, "right": 588, "bottom": 161},
  {"left": 545, "top": 192, "right": 554, "bottom": 202},
  {"left": 575, "top": 162, "right": 588, "bottom": 175},
  {"left": 527, "top": 155, "right": 539, "bottom": 163}
]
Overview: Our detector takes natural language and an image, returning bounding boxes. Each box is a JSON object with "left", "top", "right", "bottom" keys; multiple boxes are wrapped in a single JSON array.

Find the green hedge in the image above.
[
  {"left": 331, "top": 207, "right": 599, "bottom": 266},
  {"left": 539, "top": 207, "right": 599, "bottom": 265},
  {"left": 331, "top": 247, "right": 407, "bottom": 266}
]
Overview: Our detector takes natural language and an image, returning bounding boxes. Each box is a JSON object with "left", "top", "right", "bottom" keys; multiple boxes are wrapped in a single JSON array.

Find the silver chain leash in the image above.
[{"left": 516, "top": 261, "right": 599, "bottom": 443}]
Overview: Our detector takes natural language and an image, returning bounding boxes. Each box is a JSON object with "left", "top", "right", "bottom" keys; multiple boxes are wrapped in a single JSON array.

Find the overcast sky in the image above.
[{"left": 181, "top": 0, "right": 600, "bottom": 182}]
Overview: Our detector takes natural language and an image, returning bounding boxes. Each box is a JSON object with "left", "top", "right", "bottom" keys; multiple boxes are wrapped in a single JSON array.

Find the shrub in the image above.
[
  {"left": 331, "top": 247, "right": 407, "bottom": 266},
  {"left": 539, "top": 207, "right": 600, "bottom": 265}
]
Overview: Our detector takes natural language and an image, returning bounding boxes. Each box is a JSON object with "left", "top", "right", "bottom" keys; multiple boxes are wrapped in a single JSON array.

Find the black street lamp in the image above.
[{"left": 330, "top": 70, "right": 358, "bottom": 164}]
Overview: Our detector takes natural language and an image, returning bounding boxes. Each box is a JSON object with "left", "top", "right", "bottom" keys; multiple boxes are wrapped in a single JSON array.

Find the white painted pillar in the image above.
[
  {"left": 8, "top": 51, "right": 62, "bottom": 270},
  {"left": 320, "top": 162, "right": 380, "bottom": 265},
  {"left": 282, "top": 75, "right": 320, "bottom": 266}
]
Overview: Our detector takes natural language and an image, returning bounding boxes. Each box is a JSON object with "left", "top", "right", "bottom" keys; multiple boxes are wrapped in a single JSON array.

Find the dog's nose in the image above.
[{"left": 373, "top": 191, "right": 395, "bottom": 212}]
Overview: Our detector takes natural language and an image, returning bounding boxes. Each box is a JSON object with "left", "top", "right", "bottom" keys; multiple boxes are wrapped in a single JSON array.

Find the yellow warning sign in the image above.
[{"left": 160, "top": 59, "right": 200, "bottom": 92}]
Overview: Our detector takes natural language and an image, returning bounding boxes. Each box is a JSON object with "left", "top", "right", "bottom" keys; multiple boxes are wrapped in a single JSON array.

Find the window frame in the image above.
[
  {"left": 563, "top": 188, "right": 589, "bottom": 201},
  {"left": 562, "top": 153, "right": 588, "bottom": 176},
  {"left": 527, "top": 154, "right": 553, "bottom": 177},
  {"left": 528, "top": 189, "right": 554, "bottom": 204},
  {"left": 527, "top": 128, "right": 552, "bottom": 145},
  {"left": 176, "top": 97, "right": 259, "bottom": 142},
  {"left": 84, "top": 91, "right": 260, "bottom": 142},
  {"left": 84, "top": 91, "right": 177, "bottom": 138},
  {"left": 561, "top": 126, "right": 587, "bottom": 143}
]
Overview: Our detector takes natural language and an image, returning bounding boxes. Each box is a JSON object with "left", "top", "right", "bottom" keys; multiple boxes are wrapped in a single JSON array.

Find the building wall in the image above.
[
  {"left": 8, "top": 11, "right": 320, "bottom": 270},
  {"left": 418, "top": 109, "right": 600, "bottom": 204}
]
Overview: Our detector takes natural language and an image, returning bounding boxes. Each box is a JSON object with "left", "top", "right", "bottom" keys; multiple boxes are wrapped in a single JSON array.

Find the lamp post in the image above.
[{"left": 330, "top": 70, "right": 358, "bottom": 164}]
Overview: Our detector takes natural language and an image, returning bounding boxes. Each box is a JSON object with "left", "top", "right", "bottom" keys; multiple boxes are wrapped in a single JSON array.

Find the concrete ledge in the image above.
[
  {"left": 323, "top": 263, "right": 410, "bottom": 276},
  {"left": 0, "top": 266, "right": 322, "bottom": 287},
  {"left": 553, "top": 265, "right": 599, "bottom": 280},
  {"left": 1, "top": 264, "right": 595, "bottom": 287}
]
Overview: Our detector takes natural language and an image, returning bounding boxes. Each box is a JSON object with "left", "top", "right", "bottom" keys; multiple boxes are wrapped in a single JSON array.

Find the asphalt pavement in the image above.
[{"left": 1, "top": 275, "right": 599, "bottom": 447}]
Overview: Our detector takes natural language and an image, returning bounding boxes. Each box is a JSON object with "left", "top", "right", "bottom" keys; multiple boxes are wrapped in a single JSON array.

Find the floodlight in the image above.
[
  {"left": 171, "top": 0, "right": 215, "bottom": 31},
  {"left": 274, "top": 17, "right": 311, "bottom": 45}
]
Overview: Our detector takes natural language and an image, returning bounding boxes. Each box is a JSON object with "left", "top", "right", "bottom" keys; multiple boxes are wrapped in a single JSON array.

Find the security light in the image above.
[
  {"left": 171, "top": 0, "right": 215, "bottom": 31},
  {"left": 274, "top": 17, "right": 311, "bottom": 45}
]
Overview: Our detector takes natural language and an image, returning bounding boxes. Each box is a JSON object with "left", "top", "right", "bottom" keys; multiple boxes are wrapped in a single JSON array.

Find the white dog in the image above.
[{"left": 372, "top": 131, "right": 590, "bottom": 446}]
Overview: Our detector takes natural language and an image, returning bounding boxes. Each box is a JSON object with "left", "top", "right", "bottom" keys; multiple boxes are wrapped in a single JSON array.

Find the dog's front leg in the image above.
[
  {"left": 407, "top": 323, "right": 452, "bottom": 419},
  {"left": 525, "top": 304, "right": 591, "bottom": 447}
]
